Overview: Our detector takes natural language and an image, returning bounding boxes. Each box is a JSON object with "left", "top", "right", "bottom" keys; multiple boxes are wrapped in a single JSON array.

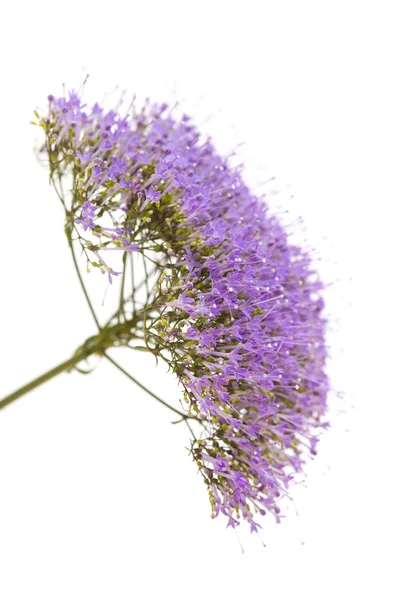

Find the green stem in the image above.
[
  {"left": 0, "top": 344, "right": 96, "bottom": 412},
  {"left": 118, "top": 252, "right": 127, "bottom": 322},
  {"left": 70, "top": 237, "right": 101, "bottom": 331},
  {"left": 0, "top": 318, "right": 138, "bottom": 412},
  {"left": 103, "top": 351, "right": 192, "bottom": 420}
]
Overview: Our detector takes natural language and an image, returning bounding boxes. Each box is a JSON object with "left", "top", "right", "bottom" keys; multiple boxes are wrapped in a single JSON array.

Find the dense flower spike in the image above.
[{"left": 37, "top": 89, "right": 329, "bottom": 530}]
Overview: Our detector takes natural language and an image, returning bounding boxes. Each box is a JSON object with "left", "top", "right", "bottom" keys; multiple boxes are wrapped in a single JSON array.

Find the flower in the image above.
[
  {"left": 37, "top": 88, "right": 329, "bottom": 530},
  {"left": 75, "top": 200, "right": 97, "bottom": 231}
]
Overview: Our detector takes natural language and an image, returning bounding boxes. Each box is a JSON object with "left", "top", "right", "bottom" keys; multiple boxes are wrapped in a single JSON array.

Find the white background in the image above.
[{"left": 0, "top": 1, "right": 397, "bottom": 598}]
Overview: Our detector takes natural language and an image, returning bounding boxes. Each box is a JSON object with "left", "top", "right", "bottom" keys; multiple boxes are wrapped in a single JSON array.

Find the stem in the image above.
[
  {"left": 0, "top": 318, "right": 139, "bottom": 412},
  {"left": 118, "top": 252, "right": 127, "bottom": 322},
  {"left": 130, "top": 252, "right": 136, "bottom": 313},
  {"left": 103, "top": 352, "right": 193, "bottom": 420},
  {"left": 142, "top": 251, "right": 150, "bottom": 303},
  {"left": 53, "top": 179, "right": 100, "bottom": 332},
  {"left": 0, "top": 345, "right": 96, "bottom": 412},
  {"left": 70, "top": 237, "right": 101, "bottom": 331}
]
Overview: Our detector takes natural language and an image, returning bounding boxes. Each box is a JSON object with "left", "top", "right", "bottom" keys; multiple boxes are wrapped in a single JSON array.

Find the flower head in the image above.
[{"left": 37, "top": 88, "right": 329, "bottom": 529}]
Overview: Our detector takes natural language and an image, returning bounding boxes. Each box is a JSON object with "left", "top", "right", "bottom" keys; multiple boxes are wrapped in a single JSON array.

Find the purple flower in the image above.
[
  {"left": 39, "top": 87, "right": 329, "bottom": 530},
  {"left": 140, "top": 186, "right": 161, "bottom": 212},
  {"left": 75, "top": 200, "right": 97, "bottom": 231}
]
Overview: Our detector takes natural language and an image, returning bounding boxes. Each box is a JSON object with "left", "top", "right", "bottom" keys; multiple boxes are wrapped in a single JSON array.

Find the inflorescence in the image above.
[{"left": 35, "top": 89, "right": 329, "bottom": 532}]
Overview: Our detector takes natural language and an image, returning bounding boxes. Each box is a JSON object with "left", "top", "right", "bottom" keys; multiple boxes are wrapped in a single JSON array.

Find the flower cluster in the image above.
[{"left": 37, "top": 89, "right": 329, "bottom": 531}]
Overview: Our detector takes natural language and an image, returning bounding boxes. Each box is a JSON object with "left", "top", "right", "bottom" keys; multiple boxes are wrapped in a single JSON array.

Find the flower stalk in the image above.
[
  {"left": 0, "top": 354, "right": 89, "bottom": 411},
  {"left": 0, "top": 318, "right": 139, "bottom": 411}
]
